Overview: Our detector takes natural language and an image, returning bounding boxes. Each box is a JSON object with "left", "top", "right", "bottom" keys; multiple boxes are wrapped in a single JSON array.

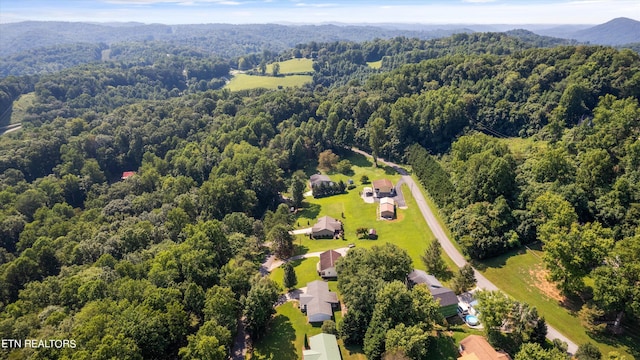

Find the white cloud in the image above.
[
  {"left": 294, "top": 2, "right": 337, "bottom": 7},
  {"left": 3, "top": 0, "right": 639, "bottom": 24},
  {"left": 104, "top": 0, "right": 241, "bottom": 4}
]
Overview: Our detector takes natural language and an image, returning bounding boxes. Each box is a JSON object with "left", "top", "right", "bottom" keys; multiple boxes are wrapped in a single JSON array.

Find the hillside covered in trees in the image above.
[{"left": 1, "top": 30, "right": 639, "bottom": 359}]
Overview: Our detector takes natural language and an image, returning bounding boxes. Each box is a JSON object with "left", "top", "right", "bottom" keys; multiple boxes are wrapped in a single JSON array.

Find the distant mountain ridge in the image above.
[
  {"left": 569, "top": 17, "right": 640, "bottom": 45},
  {"left": 0, "top": 22, "right": 469, "bottom": 58}
]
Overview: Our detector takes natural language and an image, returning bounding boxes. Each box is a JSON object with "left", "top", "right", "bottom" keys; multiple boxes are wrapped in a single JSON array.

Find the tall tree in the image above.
[
  {"left": 268, "top": 224, "right": 294, "bottom": 259},
  {"left": 592, "top": 234, "right": 640, "bottom": 332},
  {"left": 369, "top": 117, "right": 386, "bottom": 165},
  {"left": 290, "top": 173, "right": 306, "bottom": 209},
  {"left": 282, "top": 262, "right": 297, "bottom": 289},
  {"left": 575, "top": 343, "right": 603, "bottom": 360},
  {"left": 542, "top": 222, "right": 614, "bottom": 294},
  {"left": 515, "top": 343, "right": 567, "bottom": 360},
  {"left": 452, "top": 264, "right": 476, "bottom": 294},
  {"left": 420, "top": 240, "right": 449, "bottom": 279},
  {"left": 243, "top": 276, "right": 280, "bottom": 340}
]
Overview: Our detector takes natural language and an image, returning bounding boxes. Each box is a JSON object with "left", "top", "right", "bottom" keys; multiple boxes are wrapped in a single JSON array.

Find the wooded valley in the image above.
[{"left": 0, "top": 22, "right": 639, "bottom": 360}]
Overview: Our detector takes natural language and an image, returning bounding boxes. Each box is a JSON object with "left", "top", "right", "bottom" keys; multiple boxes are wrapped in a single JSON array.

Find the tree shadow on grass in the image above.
[
  {"left": 586, "top": 324, "right": 640, "bottom": 359},
  {"left": 252, "top": 315, "right": 297, "bottom": 360},
  {"left": 381, "top": 164, "right": 398, "bottom": 175},
  {"left": 344, "top": 150, "right": 373, "bottom": 168},
  {"left": 342, "top": 343, "right": 367, "bottom": 359},
  {"left": 296, "top": 203, "right": 321, "bottom": 221},
  {"left": 293, "top": 244, "right": 310, "bottom": 256},
  {"left": 472, "top": 247, "right": 527, "bottom": 271},
  {"left": 426, "top": 332, "right": 459, "bottom": 360}
]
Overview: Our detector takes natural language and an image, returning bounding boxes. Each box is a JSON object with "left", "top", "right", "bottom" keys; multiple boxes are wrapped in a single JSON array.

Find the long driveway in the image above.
[{"left": 351, "top": 148, "right": 578, "bottom": 354}]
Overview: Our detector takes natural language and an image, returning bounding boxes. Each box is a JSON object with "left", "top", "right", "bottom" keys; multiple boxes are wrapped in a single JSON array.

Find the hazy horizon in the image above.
[{"left": 1, "top": 0, "right": 638, "bottom": 25}]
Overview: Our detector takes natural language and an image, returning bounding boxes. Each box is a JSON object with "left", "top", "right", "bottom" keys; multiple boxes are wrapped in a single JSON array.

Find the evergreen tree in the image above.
[
  {"left": 420, "top": 240, "right": 449, "bottom": 279},
  {"left": 282, "top": 262, "right": 297, "bottom": 289}
]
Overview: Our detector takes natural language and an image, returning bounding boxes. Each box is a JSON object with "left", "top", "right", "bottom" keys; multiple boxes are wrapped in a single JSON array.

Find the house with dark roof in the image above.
[
  {"left": 303, "top": 333, "right": 342, "bottom": 360},
  {"left": 372, "top": 178, "right": 394, "bottom": 198},
  {"left": 458, "top": 335, "right": 511, "bottom": 360},
  {"left": 408, "top": 269, "right": 458, "bottom": 317},
  {"left": 311, "top": 216, "right": 343, "bottom": 239},
  {"left": 309, "top": 174, "right": 332, "bottom": 188},
  {"left": 299, "top": 280, "right": 339, "bottom": 323},
  {"left": 317, "top": 250, "right": 342, "bottom": 278}
]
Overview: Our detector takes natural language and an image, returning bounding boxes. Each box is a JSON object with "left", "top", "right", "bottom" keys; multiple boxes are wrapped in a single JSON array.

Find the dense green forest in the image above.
[{"left": 1, "top": 31, "right": 639, "bottom": 359}]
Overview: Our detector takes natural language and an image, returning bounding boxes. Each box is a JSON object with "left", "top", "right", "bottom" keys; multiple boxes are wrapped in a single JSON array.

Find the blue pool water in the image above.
[{"left": 465, "top": 315, "right": 479, "bottom": 326}]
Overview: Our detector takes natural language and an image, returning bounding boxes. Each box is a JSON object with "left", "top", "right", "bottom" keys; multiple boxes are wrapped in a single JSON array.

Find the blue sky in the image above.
[{"left": 0, "top": 0, "right": 638, "bottom": 24}]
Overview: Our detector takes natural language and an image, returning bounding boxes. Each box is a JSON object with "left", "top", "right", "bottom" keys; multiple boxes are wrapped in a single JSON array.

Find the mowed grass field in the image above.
[
  {"left": 478, "top": 247, "right": 638, "bottom": 358},
  {"left": 225, "top": 74, "right": 312, "bottom": 91},
  {"left": 226, "top": 58, "right": 314, "bottom": 91},
  {"left": 266, "top": 58, "right": 314, "bottom": 74},
  {"left": 250, "top": 302, "right": 365, "bottom": 360},
  {"left": 293, "top": 186, "right": 436, "bottom": 270},
  {"left": 7, "top": 92, "right": 35, "bottom": 125},
  {"left": 270, "top": 257, "right": 320, "bottom": 290},
  {"left": 366, "top": 60, "right": 382, "bottom": 69}
]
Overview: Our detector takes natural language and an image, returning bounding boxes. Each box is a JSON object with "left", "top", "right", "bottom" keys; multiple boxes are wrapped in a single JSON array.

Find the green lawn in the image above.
[
  {"left": 225, "top": 74, "right": 312, "bottom": 91},
  {"left": 366, "top": 60, "right": 382, "bottom": 69},
  {"left": 496, "top": 136, "right": 548, "bottom": 161},
  {"left": 266, "top": 58, "right": 314, "bottom": 74},
  {"left": 270, "top": 257, "right": 321, "bottom": 290},
  {"left": 6, "top": 92, "right": 35, "bottom": 125},
  {"left": 289, "top": 149, "right": 456, "bottom": 274},
  {"left": 477, "top": 247, "right": 637, "bottom": 358},
  {"left": 251, "top": 302, "right": 320, "bottom": 360},
  {"left": 293, "top": 181, "right": 437, "bottom": 270},
  {"left": 251, "top": 302, "right": 364, "bottom": 360}
]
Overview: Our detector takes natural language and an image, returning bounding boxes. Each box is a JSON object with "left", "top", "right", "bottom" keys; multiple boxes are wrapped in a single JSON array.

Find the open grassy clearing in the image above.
[
  {"left": 251, "top": 302, "right": 320, "bottom": 360},
  {"left": 290, "top": 150, "right": 456, "bottom": 272},
  {"left": 477, "top": 246, "right": 636, "bottom": 358},
  {"left": 366, "top": 60, "right": 382, "bottom": 69},
  {"left": 225, "top": 73, "right": 312, "bottom": 91},
  {"left": 251, "top": 301, "right": 363, "bottom": 360},
  {"left": 6, "top": 92, "right": 35, "bottom": 125},
  {"left": 266, "top": 58, "right": 314, "bottom": 74},
  {"left": 294, "top": 181, "right": 437, "bottom": 270},
  {"left": 269, "top": 257, "right": 321, "bottom": 290},
  {"left": 496, "top": 136, "right": 548, "bottom": 161}
]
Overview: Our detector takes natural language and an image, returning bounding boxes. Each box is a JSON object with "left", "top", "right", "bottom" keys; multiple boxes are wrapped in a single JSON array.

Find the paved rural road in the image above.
[{"left": 351, "top": 148, "right": 579, "bottom": 354}]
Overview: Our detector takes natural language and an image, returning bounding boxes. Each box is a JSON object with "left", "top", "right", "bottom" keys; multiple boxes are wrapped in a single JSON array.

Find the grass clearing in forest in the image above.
[
  {"left": 266, "top": 58, "right": 314, "bottom": 74},
  {"left": 496, "top": 136, "right": 548, "bottom": 161},
  {"left": 366, "top": 60, "right": 382, "bottom": 69},
  {"left": 8, "top": 92, "right": 35, "bottom": 125},
  {"left": 477, "top": 246, "right": 637, "bottom": 358},
  {"left": 225, "top": 73, "right": 312, "bottom": 91},
  {"left": 292, "top": 150, "right": 442, "bottom": 270}
]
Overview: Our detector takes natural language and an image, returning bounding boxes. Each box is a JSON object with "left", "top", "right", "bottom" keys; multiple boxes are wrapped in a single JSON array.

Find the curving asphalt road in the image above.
[{"left": 351, "top": 148, "right": 578, "bottom": 354}]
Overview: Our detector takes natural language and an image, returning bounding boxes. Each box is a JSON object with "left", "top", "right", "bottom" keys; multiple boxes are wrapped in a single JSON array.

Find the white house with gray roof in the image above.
[{"left": 299, "top": 280, "right": 339, "bottom": 323}]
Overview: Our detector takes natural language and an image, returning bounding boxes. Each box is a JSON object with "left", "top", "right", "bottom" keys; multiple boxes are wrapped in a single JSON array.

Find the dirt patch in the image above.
[{"left": 528, "top": 265, "right": 566, "bottom": 303}]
